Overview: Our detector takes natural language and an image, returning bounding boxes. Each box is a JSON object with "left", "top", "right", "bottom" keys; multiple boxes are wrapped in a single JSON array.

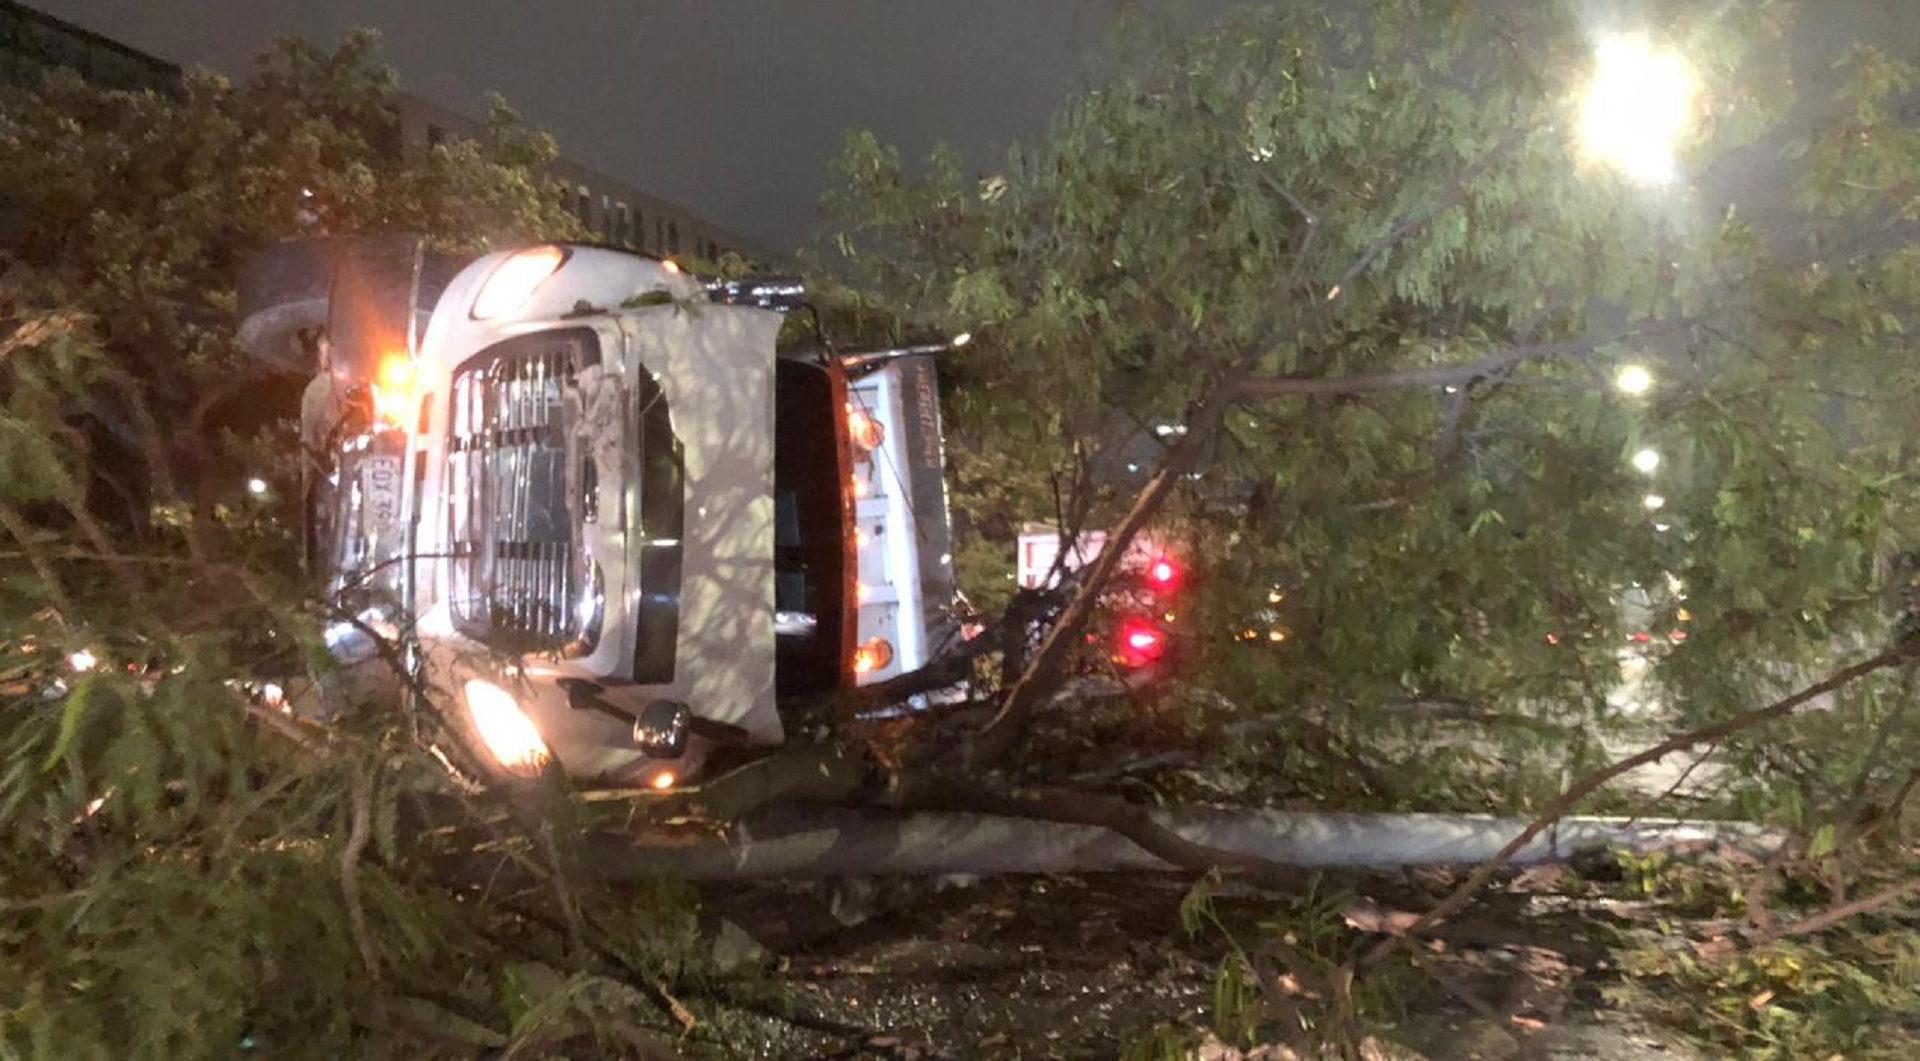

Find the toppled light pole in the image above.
[{"left": 579, "top": 808, "right": 1782, "bottom": 880}]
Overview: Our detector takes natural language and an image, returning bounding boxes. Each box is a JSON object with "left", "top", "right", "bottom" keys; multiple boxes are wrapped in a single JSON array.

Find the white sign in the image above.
[
  {"left": 1015, "top": 525, "right": 1162, "bottom": 589},
  {"left": 360, "top": 455, "right": 403, "bottom": 529}
]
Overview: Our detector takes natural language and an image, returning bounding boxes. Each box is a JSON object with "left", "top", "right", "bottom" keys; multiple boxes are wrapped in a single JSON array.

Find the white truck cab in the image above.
[{"left": 248, "top": 241, "right": 959, "bottom": 788}]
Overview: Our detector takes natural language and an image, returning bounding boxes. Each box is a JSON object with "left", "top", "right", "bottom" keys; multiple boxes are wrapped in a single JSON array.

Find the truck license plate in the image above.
[{"left": 361, "top": 456, "right": 403, "bottom": 529}]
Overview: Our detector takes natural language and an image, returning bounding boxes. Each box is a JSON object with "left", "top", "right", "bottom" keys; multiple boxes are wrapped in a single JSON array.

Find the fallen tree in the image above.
[{"left": 8, "top": 5, "right": 1920, "bottom": 1059}]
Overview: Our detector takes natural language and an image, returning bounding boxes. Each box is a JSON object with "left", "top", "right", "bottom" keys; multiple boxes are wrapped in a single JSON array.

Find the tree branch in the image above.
[
  {"left": 966, "top": 436, "right": 1202, "bottom": 767},
  {"left": 1227, "top": 320, "right": 1689, "bottom": 402},
  {"left": 1360, "top": 643, "right": 1914, "bottom": 969},
  {"left": 1759, "top": 874, "right": 1920, "bottom": 941},
  {"left": 0, "top": 502, "right": 72, "bottom": 613},
  {"left": 968, "top": 315, "right": 1679, "bottom": 774},
  {"left": 342, "top": 759, "right": 381, "bottom": 983},
  {"left": 1327, "top": 126, "right": 1531, "bottom": 302}
]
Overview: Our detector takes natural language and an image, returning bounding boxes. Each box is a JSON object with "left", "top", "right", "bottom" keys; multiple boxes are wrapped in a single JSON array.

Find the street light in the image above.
[
  {"left": 1614, "top": 364, "right": 1654, "bottom": 396},
  {"left": 1631, "top": 447, "right": 1661, "bottom": 474},
  {"left": 1577, "top": 33, "right": 1697, "bottom": 185}
]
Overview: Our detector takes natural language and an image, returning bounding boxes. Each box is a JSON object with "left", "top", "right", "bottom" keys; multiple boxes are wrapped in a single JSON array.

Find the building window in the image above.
[
  {"left": 600, "top": 195, "right": 612, "bottom": 239},
  {"left": 633, "top": 209, "right": 644, "bottom": 250},
  {"left": 667, "top": 221, "right": 680, "bottom": 256},
  {"left": 426, "top": 123, "right": 445, "bottom": 147},
  {"left": 576, "top": 185, "right": 591, "bottom": 226}
]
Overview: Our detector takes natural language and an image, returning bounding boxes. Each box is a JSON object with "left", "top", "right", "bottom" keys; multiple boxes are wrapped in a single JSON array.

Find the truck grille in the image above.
[{"left": 446, "top": 330, "right": 600, "bottom": 654}]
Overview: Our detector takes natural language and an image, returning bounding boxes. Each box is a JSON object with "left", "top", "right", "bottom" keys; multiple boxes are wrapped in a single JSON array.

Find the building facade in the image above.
[
  {"left": 0, "top": 0, "right": 180, "bottom": 95},
  {"left": 396, "top": 93, "right": 761, "bottom": 265}
]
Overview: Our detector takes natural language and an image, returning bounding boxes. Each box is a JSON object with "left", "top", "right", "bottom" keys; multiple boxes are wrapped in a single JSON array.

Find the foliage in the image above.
[
  {"left": 1613, "top": 918, "right": 1920, "bottom": 1059},
  {"left": 824, "top": 0, "right": 1920, "bottom": 815},
  {"left": 1599, "top": 840, "right": 1920, "bottom": 1058},
  {"left": 0, "top": 30, "right": 581, "bottom": 525},
  {"left": 821, "top": 0, "right": 1920, "bottom": 1052},
  {"left": 0, "top": 36, "right": 717, "bottom": 1061},
  {"left": 2, "top": 2, "right": 1919, "bottom": 1058}
]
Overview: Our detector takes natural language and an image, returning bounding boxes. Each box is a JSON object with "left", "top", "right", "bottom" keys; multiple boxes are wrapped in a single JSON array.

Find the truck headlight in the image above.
[
  {"left": 471, "top": 245, "right": 567, "bottom": 320},
  {"left": 464, "top": 678, "right": 550, "bottom": 772}
]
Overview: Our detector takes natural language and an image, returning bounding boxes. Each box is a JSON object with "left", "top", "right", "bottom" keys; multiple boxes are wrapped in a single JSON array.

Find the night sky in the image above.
[
  {"left": 29, "top": 2, "right": 1912, "bottom": 257},
  {"left": 32, "top": 0, "right": 1243, "bottom": 255}
]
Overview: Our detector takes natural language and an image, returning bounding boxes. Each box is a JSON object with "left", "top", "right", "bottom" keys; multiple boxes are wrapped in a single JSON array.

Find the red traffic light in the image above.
[{"left": 1116, "top": 619, "right": 1167, "bottom": 668}]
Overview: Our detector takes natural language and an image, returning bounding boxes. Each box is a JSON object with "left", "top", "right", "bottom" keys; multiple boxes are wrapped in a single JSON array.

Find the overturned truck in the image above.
[{"left": 239, "top": 239, "right": 961, "bottom": 788}]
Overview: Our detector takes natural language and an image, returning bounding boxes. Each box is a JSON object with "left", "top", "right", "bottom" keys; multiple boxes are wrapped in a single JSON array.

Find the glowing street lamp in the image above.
[
  {"left": 1577, "top": 33, "right": 1697, "bottom": 185},
  {"left": 1614, "top": 364, "right": 1654, "bottom": 396},
  {"left": 1631, "top": 448, "right": 1661, "bottom": 475}
]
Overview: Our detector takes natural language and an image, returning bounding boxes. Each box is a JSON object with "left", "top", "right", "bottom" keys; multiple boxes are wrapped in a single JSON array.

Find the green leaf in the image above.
[
  {"left": 41, "top": 675, "right": 99, "bottom": 772},
  {"left": 1806, "top": 823, "right": 1837, "bottom": 861},
  {"left": 1178, "top": 871, "right": 1219, "bottom": 938}
]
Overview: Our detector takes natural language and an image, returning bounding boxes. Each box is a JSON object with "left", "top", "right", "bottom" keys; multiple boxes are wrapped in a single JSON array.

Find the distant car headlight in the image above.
[
  {"left": 464, "top": 678, "right": 550, "bottom": 772},
  {"left": 471, "top": 245, "right": 567, "bottom": 320}
]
